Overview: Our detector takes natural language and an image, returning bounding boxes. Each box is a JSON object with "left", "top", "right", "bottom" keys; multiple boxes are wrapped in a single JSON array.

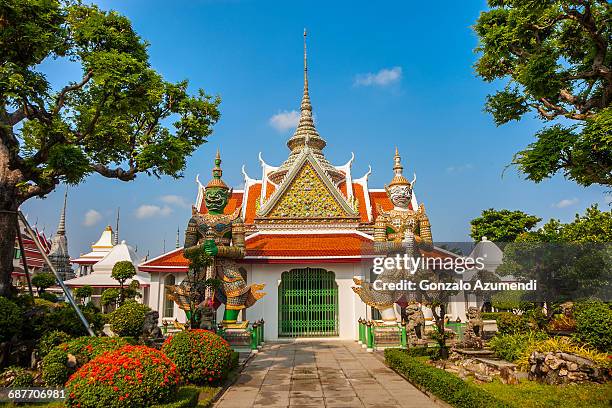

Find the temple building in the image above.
[
  {"left": 140, "top": 32, "right": 475, "bottom": 339},
  {"left": 65, "top": 239, "right": 150, "bottom": 308},
  {"left": 71, "top": 226, "right": 116, "bottom": 277},
  {"left": 42, "top": 190, "right": 75, "bottom": 280},
  {"left": 12, "top": 222, "right": 51, "bottom": 289}
]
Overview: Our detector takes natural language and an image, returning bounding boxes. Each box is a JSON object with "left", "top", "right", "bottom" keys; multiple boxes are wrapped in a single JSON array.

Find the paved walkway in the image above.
[{"left": 215, "top": 341, "right": 438, "bottom": 408}]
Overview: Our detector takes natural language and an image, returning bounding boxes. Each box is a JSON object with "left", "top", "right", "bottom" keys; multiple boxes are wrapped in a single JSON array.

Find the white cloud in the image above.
[
  {"left": 82, "top": 209, "right": 102, "bottom": 227},
  {"left": 160, "top": 195, "right": 189, "bottom": 208},
  {"left": 269, "top": 110, "right": 300, "bottom": 132},
  {"left": 135, "top": 204, "right": 173, "bottom": 219},
  {"left": 552, "top": 198, "right": 579, "bottom": 208},
  {"left": 446, "top": 164, "right": 474, "bottom": 173},
  {"left": 354, "top": 66, "right": 402, "bottom": 87}
]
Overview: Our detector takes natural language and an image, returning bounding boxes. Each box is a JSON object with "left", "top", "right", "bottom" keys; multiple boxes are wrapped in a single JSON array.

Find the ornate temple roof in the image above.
[{"left": 138, "top": 33, "right": 451, "bottom": 272}]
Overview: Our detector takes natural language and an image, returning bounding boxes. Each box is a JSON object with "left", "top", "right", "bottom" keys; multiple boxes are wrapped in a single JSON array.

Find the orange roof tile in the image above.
[
  {"left": 246, "top": 233, "right": 372, "bottom": 257},
  {"left": 244, "top": 183, "right": 262, "bottom": 223}
]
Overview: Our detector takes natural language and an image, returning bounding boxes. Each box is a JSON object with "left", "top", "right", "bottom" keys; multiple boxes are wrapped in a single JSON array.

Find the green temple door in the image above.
[{"left": 278, "top": 268, "right": 339, "bottom": 337}]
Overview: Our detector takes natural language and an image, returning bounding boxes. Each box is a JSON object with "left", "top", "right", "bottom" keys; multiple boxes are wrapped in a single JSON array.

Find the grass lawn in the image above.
[{"left": 473, "top": 378, "right": 612, "bottom": 408}]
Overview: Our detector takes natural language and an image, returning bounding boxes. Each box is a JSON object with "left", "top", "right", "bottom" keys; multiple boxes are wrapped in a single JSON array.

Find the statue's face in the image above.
[
  {"left": 205, "top": 187, "right": 229, "bottom": 213},
  {"left": 388, "top": 185, "right": 412, "bottom": 209}
]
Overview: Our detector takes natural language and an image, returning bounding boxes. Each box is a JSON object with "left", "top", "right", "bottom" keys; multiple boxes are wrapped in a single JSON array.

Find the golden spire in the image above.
[
  {"left": 206, "top": 149, "right": 229, "bottom": 190},
  {"left": 287, "top": 28, "right": 325, "bottom": 152},
  {"left": 269, "top": 29, "right": 345, "bottom": 184}
]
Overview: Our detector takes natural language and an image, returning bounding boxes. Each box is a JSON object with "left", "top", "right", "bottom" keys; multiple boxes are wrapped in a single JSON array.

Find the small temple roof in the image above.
[
  {"left": 65, "top": 240, "right": 149, "bottom": 287},
  {"left": 71, "top": 226, "right": 115, "bottom": 264}
]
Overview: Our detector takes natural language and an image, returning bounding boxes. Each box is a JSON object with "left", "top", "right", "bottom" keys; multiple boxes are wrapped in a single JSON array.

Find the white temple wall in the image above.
[
  {"left": 147, "top": 271, "right": 188, "bottom": 324},
  {"left": 244, "top": 262, "right": 363, "bottom": 341}
]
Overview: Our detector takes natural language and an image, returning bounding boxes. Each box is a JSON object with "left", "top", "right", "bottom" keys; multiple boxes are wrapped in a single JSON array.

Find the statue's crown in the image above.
[
  {"left": 386, "top": 147, "right": 415, "bottom": 188},
  {"left": 205, "top": 150, "right": 229, "bottom": 190}
]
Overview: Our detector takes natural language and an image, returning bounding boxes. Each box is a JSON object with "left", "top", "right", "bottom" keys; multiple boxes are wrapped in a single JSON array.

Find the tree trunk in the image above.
[
  {"left": 0, "top": 141, "right": 24, "bottom": 298},
  {"left": 0, "top": 185, "right": 19, "bottom": 298}
]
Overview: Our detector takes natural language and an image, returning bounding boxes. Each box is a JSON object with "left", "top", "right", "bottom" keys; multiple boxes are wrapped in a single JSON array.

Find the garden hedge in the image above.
[
  {"left": 108, "top": 301, "right": 150, "bottom": 337},
  {"left": 384, "top": 349, "right": 511, "bottom": 408},
  {"left": 162, "top": 329, "right": 233, "bottom": 385}
]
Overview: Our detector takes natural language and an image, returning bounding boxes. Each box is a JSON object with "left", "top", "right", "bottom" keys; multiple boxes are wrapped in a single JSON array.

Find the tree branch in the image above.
[
  {"left": 53, "top": 70, "right": 93, "bottom": 115},
  {"left": 92, "top": 164, "right": 137, "bottom": 181}
]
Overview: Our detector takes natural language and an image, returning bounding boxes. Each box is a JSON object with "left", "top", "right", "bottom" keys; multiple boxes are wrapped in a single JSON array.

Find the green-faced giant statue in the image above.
[{"left": 168, "top": 151, "right": 265, "bottom": 325}]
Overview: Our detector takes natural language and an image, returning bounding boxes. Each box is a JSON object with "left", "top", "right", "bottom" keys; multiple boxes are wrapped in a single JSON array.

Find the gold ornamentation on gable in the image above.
[{"left": 267, "top": 163, "right": 349, "bottom": 218}]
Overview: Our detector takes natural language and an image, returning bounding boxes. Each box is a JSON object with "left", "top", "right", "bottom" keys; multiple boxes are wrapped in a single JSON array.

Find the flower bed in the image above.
[
  {"left": 162, "top": 329, "right": 233, "bottom": 385},
  {"left": 66, "top": 345, "right": 179, "bottom": 408},
  {"left": 42, "top": 337, "right": 134, "bottom": 386}
]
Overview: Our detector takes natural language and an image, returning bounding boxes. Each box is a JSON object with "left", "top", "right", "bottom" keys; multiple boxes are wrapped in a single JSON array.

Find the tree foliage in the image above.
[
  {"left": 111, "top": 260, "right": 136, "bottom": 305},
  {"left": 31, "top": 272, "right": 56, "bottom": 294},
  {"left": 0, "top": 0, "right": 220, "bottom": 198},
  {"left": 73, "top": 285, "right": 92, "bottom": 304},
  {"left": 474, "top": 1, "right": 612, "bottom": 186},
  {"left": 497, "top": 205, "right": 612, "bottom": 314},
  {"left": 470, "top": 208, "right": 541, "bottom": 242},
  {"left": 0, "top": 0, "right": 220, "bottom": 296}
]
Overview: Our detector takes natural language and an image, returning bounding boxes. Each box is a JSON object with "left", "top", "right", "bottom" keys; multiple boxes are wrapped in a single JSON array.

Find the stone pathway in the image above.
[{"left": 215, "top": 341, "right": 438, "bottom": 408}]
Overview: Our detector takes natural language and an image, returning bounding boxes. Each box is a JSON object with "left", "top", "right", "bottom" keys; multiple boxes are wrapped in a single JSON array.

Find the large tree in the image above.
[
  {"left": 0, "top": 1, "right": 220, "bottom": 296},
  {"left": 474, "top": 1, "right": 611, "bottom": 187},
  {"left": 498, "top": 205, "right": 612, "bottom": 316},
  {"left": 470, "top": 208, "right": 541, "bottom": 242}
]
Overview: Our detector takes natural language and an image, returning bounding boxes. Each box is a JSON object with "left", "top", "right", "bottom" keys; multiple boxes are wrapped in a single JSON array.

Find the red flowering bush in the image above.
[
  {"left": 66, "top": 345, "right": 179, "bottom": 408},
  {"left": 42, "top": 337, "right": 133, "bottom": 386},
  {"left": 162, "top": 329, "right": 232, "bottom": 385}
]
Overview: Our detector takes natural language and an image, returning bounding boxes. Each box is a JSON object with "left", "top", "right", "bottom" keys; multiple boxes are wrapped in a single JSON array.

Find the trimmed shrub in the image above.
[
  {"left": 481, "top": 312, "right": 503, "bottom": 321},
  {"left": 109, "top": 301, "right": 150, "bottom": 337},
  {"left": 38, "top": 330, "right": 72, "bottom": 358},
  {"left": 39, "top": 292, "right": 58, "bottom": 303},
  {"left": 573, "top": 299, "right": 612, "bottom": 353},
  {"left": 66, "top": 345, "right": 179, "bottom": 408},
  {"left": 489, "top": 332, "right": 549, "bottom": 362},
  {"left": 162, "top": 329, "right": 233, "bottom": 385},
  {"left": 42, "top": 337, "right": 133, "bottom": 386},
  {"left": 44, "top": 303, "right": 105, "bottom": 337},
  {"left": 384, "top": 349, "right": 511, "bottom": 408},
  {"left": 0, "top": 297, "right": 22, "bottom": 342},
  {"left": 496, "top": 312, "right": 530, "bottom": 335}
]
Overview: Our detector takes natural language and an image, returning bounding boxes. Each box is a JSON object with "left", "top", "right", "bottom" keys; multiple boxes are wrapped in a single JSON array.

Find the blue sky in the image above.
[{"left": 22, "top": 0, "right": 609, "bottom": 260}]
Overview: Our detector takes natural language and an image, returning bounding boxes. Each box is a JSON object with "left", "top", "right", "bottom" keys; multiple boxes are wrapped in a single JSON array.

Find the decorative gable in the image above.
[{"left": 256, "top": 150, "right": 359, "bottom": 222}]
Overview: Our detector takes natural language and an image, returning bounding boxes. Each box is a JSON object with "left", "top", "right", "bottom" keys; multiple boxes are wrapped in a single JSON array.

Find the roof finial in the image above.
[
  {"left": 57, "top": 188, "right": 68, "bottom": 235},
  {"left": 176, "top": 226, "right": 180, "bottom": 249}
]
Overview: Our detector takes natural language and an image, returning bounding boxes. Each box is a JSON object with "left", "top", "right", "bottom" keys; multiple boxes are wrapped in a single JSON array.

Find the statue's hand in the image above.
[{"left": 203, "top": 239, "right": 218, "bottom": 256}]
